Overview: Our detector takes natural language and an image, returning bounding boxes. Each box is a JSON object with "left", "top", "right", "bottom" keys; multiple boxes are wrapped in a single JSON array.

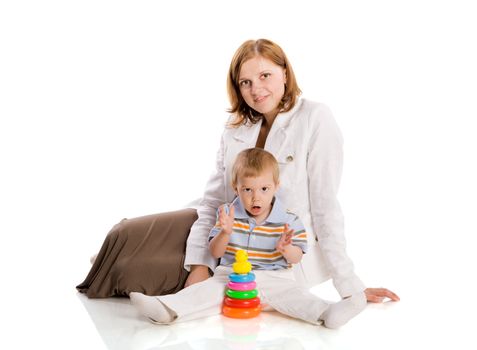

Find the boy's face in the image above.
[{"left": 235, "top": 170, "right": 278, "bottom": 222}]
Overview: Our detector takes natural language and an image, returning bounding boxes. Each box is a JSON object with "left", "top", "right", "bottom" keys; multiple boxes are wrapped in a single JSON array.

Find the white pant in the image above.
[{"left": 158, "top": 266, "right": 329, "bottom": 325}]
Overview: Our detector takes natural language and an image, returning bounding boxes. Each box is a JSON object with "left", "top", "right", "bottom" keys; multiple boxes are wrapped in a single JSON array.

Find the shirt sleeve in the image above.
[
  {"left": 307, "top": 104, "right": 366, "bottom": 297},
  {"left": 289, "top": 214, "right": 308, "bottom": 254},
  {"left": 208, "top": 210, "right": 222, "bottom": 242},
  {"left": 184, "top": 132, "right": 227, "bottom": 271}
]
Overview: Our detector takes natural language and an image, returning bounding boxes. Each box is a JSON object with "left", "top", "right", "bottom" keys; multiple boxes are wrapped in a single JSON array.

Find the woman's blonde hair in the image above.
[
  {"left": 227, "top": 39, "right": 301, "bottom": 127},
  {"left": 231, "top": 148, "right": 280, "bottom": 189}
]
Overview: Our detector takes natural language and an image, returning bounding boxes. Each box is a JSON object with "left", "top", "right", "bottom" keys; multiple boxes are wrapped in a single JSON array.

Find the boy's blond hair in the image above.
[{"left": 231, "top": 148, "right": 279, "bottom": 188}]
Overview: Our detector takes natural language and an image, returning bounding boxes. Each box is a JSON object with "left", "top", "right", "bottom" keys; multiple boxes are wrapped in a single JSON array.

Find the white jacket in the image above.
[{"left": 184, "top": 98, "right": 365, "bottom": 297}]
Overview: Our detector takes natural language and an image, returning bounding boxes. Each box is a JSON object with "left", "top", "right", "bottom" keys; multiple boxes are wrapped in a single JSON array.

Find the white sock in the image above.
[
  {"left": 320, "top": 292, "right": 366, "bottom": 329},
  {"left": 130, "top": 292, "right": 174, "bottom": 324}
]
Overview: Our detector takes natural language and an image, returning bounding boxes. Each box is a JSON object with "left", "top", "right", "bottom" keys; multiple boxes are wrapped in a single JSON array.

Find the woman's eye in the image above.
[
  {"left": 239, "top": 80, "right": 250, "bottom": 87},
  {"left": 262, "top": 73, "right": 271, "bottom": 79}
]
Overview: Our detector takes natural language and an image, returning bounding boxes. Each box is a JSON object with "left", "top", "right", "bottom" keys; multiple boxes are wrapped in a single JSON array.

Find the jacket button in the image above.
[{"left": 286, "top": 155, "right": 294, "bottom": 162}]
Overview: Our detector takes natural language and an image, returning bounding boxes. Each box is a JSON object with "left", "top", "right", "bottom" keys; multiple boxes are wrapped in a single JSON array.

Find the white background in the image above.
[{"left": 1, "top": 0, "right": 476, "bottom": 348}]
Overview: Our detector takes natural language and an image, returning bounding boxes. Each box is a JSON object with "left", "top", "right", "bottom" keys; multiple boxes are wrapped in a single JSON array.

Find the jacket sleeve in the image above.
[
  {"left": 307, "top": 104, "right": 366, "bottom": 297},
  {"left": 184, "top": 132, "right": 227, "bottom": 271}
]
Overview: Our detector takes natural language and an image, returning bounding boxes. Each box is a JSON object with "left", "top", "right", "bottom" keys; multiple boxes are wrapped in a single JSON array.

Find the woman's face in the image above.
[{"left": 238, "top": 56, "right": 286, "bottom": 120}]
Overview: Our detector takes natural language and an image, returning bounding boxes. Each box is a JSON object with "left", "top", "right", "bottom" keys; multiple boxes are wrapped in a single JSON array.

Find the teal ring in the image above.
[{"left": 229, "top": 272, "right": 255, "bottom": 283}]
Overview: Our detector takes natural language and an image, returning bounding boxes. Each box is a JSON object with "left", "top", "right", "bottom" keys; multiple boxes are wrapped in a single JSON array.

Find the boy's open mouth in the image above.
[{"left": 250, "top": 205, "right": 261, "bottom": 214}]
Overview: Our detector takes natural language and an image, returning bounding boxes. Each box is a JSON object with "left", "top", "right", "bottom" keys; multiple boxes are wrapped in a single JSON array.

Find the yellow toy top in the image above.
[{"left": 232, "top": 249, "right": 252, "bottom": 274}]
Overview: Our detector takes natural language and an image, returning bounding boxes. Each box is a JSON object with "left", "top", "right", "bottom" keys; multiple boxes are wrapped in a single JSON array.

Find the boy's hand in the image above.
[
  {"left": 276, "top": 223, "right": 294, "bottom": 253},
  {"left": 218, "top": 203, "right": 235, "bottom": 235}
]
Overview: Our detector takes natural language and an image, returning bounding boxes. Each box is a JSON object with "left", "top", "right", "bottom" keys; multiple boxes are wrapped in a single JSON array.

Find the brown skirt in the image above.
[{"left": 76, "top": 208, "right": 198, "bottom": 298}]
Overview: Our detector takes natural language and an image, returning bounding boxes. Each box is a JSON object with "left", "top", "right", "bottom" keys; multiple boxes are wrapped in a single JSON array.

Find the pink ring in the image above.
[{"left": 227, "top": 281, "right": 257, "bottom": 291}]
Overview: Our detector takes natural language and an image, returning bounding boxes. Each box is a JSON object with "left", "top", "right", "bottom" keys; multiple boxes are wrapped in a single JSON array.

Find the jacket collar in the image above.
[
  {"left": 231, "top": 119, "right": 261, "bottom": 144},
  {"left": 271, "top": 97, "right": 303, "bottom": 129},
  {"left": 230, "top": 98, "right": 303, "bottom": 144}
]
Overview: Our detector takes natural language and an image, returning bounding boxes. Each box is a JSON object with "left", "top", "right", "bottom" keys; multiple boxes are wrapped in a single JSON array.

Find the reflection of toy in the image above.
[
  {"left": 222, "top": 315, "right": 261, "bottom": 350},
  {"left": 222, "top": 250, "right": 261, "bottom": 319}
]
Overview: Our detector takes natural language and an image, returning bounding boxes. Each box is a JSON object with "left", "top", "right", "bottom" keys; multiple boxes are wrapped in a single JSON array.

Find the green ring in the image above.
[{"left": 225, "top": 288, "right": 258, "bottom": 299}]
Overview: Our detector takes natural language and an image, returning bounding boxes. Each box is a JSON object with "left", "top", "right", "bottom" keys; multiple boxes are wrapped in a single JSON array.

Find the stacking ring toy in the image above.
[
  {"left": 222, "top": 305, "right": 261, "bottom": 319},
  {"left": 229, "top": 272, "right": 255, "bottom": 283},
  {"left": 224, "top": 296, "right": 261, "bottom": 308},
  {"left": 227, "top": 281, "right": 256, "bottom": 291},
  {"left": 226, "top": 289, "right": 258, "bottom": 299}
]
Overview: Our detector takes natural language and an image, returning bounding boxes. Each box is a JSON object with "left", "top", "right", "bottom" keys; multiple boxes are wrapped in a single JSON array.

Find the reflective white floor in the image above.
[
  {"left": 74, "top": 279, "right": 465, "bottom": 350},
  {"left": 4, "top": 211, "right": 475, "bottom": 350},
  {"left": 3, "top": 226, "right": 475, "bottom": 350}
]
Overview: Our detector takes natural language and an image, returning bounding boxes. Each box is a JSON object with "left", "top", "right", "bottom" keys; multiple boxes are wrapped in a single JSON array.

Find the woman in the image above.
[{"left": 77, "top": 39, "right": 399, "bottom": 303}]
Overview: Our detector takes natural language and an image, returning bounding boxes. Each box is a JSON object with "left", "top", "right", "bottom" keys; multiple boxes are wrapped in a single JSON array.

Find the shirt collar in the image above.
[{"left": 232, "top": 196, "right": 286, "bottom": 224}]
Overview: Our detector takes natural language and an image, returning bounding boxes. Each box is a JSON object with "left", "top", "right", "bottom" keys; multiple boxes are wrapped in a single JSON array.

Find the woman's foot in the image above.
[{"left": 320, "top": 292, "right": 367, "bottom": 329}]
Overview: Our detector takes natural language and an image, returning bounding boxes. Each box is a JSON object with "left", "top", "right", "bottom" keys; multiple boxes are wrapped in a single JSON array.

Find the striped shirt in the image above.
[{"left": 208, "top": 197, "right": 307, "bottom": 270}]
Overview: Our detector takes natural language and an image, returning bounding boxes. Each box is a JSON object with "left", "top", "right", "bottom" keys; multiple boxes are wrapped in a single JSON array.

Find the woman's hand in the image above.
[
  {"left": 365, "top": 288, "right": 400, "bottom": 303},
  {"left": 184, "top": 265, "right": 210, "bottom": 288}
]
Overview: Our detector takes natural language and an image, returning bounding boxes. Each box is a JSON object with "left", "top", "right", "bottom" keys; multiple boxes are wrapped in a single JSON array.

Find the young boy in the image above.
[{"left": 130, "top": 148, "right": 366, "bottom": 328}]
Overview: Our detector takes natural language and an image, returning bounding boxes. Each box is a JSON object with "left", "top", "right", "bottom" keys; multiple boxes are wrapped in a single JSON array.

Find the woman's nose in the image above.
[{"left": 250, "top": 80, "right": 263, "bottom": 94}]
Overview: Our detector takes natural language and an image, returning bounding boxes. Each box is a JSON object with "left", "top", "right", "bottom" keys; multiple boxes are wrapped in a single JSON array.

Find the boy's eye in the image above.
[
  {"left": 243, "top": 188, "right": 251, "bottom": 192},
  {"left": 261, "top": 187, "right": 269, "bottom": 192}
]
